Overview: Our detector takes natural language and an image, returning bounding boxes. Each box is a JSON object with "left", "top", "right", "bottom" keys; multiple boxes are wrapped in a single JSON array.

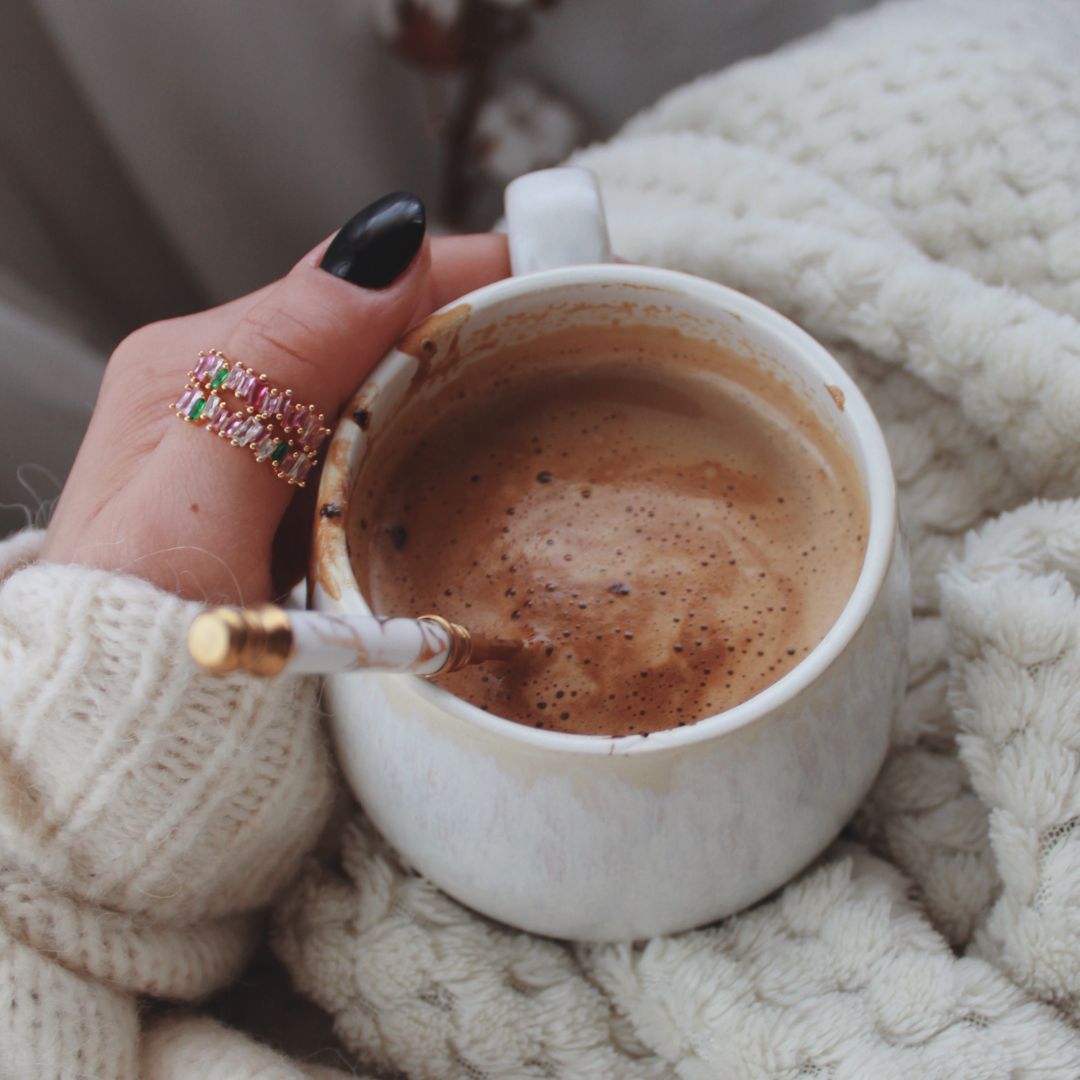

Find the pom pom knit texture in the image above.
[{"left": 4, "top": 0, "right": 1080, "bottom": 1076}]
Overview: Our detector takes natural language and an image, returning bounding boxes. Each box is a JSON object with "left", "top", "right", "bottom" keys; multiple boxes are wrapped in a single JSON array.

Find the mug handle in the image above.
[{"left": 504, "top": 167, "right": 613, "bottom": 275}]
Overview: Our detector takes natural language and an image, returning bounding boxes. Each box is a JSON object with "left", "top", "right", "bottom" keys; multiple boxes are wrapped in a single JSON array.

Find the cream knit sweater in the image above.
[
  {"left": 0, "top": 526, "right": 341, "bottom": 1078},
  {"left": 5, "top": 0, "right": 1080, "bottom": 1076}
]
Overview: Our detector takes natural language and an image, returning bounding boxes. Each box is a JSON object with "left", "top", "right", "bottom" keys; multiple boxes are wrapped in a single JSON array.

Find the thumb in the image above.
[
  {"left": 230, "top": 191, "right": 430, "bottom": 418},
  {"left": 160, "top": 192, "right": 430, "bottom": 544}
]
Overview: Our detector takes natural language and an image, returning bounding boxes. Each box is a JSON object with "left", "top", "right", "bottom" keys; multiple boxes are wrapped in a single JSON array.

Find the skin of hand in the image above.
[{"left": 41, "top": 226, "right": 510, "bottom": 605}]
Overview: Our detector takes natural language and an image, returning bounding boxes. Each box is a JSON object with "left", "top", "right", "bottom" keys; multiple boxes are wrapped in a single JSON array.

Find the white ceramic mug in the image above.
[{"left": 311, "top": 168, "right": 910, "bottom": 942}]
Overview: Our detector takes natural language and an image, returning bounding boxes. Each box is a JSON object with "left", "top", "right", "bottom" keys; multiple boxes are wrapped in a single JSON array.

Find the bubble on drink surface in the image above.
[{"left": 359, "top": 325, "right": 868, "bottom": 737}]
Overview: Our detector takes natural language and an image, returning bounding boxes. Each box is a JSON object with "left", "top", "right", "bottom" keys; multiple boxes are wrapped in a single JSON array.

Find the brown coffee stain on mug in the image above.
[{"left": 397, "top": 303, "right": 472, "bottom": 391}]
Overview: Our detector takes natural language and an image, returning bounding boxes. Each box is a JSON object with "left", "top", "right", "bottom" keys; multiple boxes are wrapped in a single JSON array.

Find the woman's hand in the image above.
[{"left": 41, "top": 195, "right": 509, "bottom": 604}]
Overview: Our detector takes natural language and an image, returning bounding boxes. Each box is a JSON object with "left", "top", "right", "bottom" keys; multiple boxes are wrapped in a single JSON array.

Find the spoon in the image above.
[{"left": 188, "top": 605, "right": 522, "bottom": 678}]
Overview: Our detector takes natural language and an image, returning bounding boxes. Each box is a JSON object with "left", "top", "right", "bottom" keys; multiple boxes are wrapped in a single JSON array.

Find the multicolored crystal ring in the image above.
[{"left": 171, "top": 349, "right": 332, "bottom": 487}]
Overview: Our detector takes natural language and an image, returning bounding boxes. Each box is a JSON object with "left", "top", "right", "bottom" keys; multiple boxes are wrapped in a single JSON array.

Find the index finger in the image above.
[{"left": 425, "top": 234, "right": 511, "bottom": 312}]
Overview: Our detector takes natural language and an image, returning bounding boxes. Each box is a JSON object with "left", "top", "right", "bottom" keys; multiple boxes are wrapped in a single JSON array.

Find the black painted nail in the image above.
[{"left": 320, "top": 192, "right": 426, "bottom": 288}]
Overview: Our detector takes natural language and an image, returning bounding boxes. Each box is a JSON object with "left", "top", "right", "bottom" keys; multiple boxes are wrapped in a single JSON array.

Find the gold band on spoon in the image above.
[
  {"left": 417, "top": 614, "right": 473, "bottom": 675},
  {"left": 188, "top": 604, "right": 294, "bottom": 676}
]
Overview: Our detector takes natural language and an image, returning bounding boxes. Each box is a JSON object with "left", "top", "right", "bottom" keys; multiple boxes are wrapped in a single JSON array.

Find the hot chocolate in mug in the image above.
[{"left": 310, "top": 168, "right": 910, "bottom": 941}]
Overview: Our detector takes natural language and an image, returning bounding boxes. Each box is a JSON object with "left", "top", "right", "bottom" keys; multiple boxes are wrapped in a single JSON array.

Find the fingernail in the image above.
[{"left": 319, "top": 193, "right": 426, "bottom": 288}]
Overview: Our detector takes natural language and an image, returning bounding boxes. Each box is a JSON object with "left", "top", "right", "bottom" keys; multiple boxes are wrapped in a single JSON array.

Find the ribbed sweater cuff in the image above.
[{"left": 0, "top": 528, "right": 336, "bottom": 947}]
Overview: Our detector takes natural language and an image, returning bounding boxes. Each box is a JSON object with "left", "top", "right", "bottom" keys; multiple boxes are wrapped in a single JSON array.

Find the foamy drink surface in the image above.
[{"left": 354, "top": 324, "right": 867, "bottom": 736}]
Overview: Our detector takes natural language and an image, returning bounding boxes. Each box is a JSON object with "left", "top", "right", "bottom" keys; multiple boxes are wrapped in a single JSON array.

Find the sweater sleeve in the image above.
[{"left": 0, "top": 529, "right": 338, "bottom": 1078}]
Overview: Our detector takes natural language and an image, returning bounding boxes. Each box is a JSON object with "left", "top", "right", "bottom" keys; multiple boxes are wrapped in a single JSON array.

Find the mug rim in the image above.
[{"left": 313, "top": 263, "right": 897, "bottom": 757}]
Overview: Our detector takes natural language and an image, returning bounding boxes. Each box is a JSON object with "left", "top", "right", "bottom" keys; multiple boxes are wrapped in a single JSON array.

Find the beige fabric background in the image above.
[{"left": 0, "top": 0, "right": 870, "bottom": 536}]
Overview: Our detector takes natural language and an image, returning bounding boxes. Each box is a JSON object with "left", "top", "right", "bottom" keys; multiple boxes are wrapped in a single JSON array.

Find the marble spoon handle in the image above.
[{"left": 187, "top": 605, "right": 521, "bottom": 678}]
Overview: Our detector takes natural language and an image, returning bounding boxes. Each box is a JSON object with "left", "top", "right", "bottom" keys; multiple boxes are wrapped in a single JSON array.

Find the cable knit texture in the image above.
[{"left": 5, "top": 0, "right": 1080, "bottom": 1076}]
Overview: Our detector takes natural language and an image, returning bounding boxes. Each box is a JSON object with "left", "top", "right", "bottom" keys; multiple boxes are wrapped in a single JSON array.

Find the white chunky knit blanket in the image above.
[
  {"left": 3, "top": 0, "right": 1080, "bottom": 1077},
  {"left": 275, "top": 1, "right": 1080, "bottom": 1076}
]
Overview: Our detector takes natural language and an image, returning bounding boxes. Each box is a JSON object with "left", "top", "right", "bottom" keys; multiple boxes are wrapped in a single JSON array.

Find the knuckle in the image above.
[
  {"left": 109, "top": 315, "right": 191, "bottom": 374},
  {"left": 109, "top": 322, "right": 160, "bottom": 369},
  {"left": 233, "top": 305, "right": 325, "bottom": 379}
]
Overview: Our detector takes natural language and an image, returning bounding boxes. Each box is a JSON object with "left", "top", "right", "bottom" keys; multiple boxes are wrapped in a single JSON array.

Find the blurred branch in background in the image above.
[{"left": 370, "top": 0, "right": 585, "bottom": 226}]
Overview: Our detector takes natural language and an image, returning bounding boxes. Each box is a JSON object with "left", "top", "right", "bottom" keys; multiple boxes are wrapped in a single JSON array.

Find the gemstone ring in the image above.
[{"left": 171, "top": 349, "right": 332, "bottom": 487}]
